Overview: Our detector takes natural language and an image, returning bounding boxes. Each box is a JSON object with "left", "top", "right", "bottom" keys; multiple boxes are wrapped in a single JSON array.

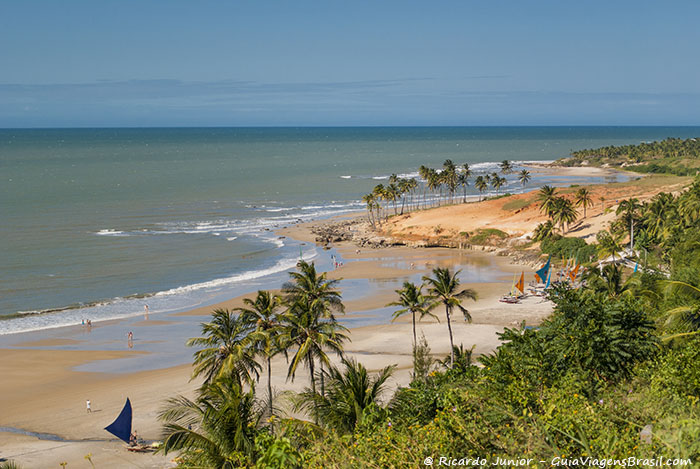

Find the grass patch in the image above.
[
  {"left": 469, "top": 228, "right": 509, "bottom": 244},
  {"left": 502, "top": 197, "right": 533, "bottom": 211}
]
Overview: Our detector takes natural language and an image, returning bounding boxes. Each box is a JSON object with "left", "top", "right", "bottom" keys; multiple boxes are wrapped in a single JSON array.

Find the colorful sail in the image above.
[
  {"left": 535, "top": 256, "right": 551, "bottom": 283},
  {"left": 105, "top": 398, "right": 132, "bottom": 443},
  {"left": 568, "top": 263, "right": 580, "bottom": 282},
  {"left": 516, "top": 272, "right": 525, "bottom": 294}
]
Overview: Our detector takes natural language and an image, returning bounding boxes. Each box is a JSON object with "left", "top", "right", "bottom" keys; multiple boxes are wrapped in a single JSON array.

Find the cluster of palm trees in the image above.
[
  {"left": 158, "top": 261, "right": 349, "bottom": 463},
  {"left": 363, "top": 160, "right": 533, "bottom": 227},
  {"left": 388, "top": 267, "right": 477, "bottom": 368},
  {"left": 570, "top": 137, "right": 700, "bottom": 164},
  {"left": 157, "top": 261, "right": 479, "bottom": 464},
  {"left": 534, "top": 186, "right": 593, "bottom": 239}
]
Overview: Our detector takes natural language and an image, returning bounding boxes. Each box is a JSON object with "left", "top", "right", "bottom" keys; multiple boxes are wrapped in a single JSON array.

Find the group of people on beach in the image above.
[{"left": 331, "top": 254, "right": 343, "bottom": 269}]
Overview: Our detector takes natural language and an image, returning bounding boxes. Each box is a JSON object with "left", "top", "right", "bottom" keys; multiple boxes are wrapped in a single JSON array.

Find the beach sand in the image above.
[
  {"left": 11, "top": 170, "right": 680, "bottom": 467},
  {"left": 0, "top": 222, "right": 554, "bottom": 468}
]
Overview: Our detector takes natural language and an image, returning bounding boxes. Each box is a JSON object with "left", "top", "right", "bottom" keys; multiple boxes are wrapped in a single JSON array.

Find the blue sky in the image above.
[{"left": 1, "top": 1, "right": 699, "bottom": 127}]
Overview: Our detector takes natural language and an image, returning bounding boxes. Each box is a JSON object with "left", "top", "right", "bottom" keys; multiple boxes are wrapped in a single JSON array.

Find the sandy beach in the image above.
[
  {"left": 2, "top": 170, "right": 683, "bottom": 468},
  {"left": 0, "top": 223, "right": 555, "bottom": 468}
]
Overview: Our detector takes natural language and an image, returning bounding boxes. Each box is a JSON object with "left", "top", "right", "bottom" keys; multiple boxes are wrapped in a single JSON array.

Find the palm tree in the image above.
[
  {"left": 398, "top": 178, "right": 411, "bottom": 214},
  {"left": 518, "top": 169, "right": 531, "bottom": 186},
  {"left": 362, "top": 193, "right": 377, "bottom": 229},
  {"left": 538, "top": 185, "right": 558, "bottom": 215},
  {"left": 423, "top": 268, "right": 478, "bottom": 368},
  {"left": 282, "top": 304, "right": 348, "bottom": 422},
  {"left": 475, "top": 175, "right": 488, "bottom": 201},
  {"left": 237, "top": 290, "right": 284, "bottom": 418},
  {"left": 372, "top": 184, "right": 385, "bottom": 221},
  {"left": 550, "top": 197, "right": 578, "bottom": 233},
  {"left": 660, "top": 281, "right": 700, "bottom": 341},
  {"left": 499, "top": 160, "right": 513, "bottom": 174},
  {"left": 491, "top": 173, "right": 506, "bottom": 195},
  {"left": 282, "top": 261, "right": 347, "bottom": 405},
  {"left": 385, "top": 183, "right": 400, "bottom": 215},
  {"left": 282, "top": 260, "right": 344, "bottom": 320},
  {"left": 533, "top": 220, "right": 555, "bottom": 241},
  {"left": 186, "top": 309, "right": 260, "bottom": 387},
  {"left": 387, "top": 281, "right": 437, "bottom": 350},
  {"left": 438, "top": 344, "right": 475, "bottom": 373},
  {"left": 616, "top": 198, "right": 641, "bottom": 251},
  {"left": 596, "top": 229, "right": 623, "bottom": 262},
  {"left": 295, "top": 357, "right": 395, "bottom": 434},
  {"left": 575, "top": 187, "right": 593, "bottom": 218},
  {"left": 158, "top": 376, "right": 261, "bottom": 465}
]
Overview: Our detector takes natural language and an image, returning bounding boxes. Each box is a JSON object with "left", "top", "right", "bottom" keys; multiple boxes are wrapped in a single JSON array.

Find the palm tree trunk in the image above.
[
  {"left": 412, "top": 311, "right": 417, "bottom": 350},
  {"left": 320, "top": 362, "right": 325, "bottom": 397},
  {"left": 308, "top": 358, "right": 317, "bottom": 424},
  {"left": 267, "top": 356, "right": 273, "bottom": 419},
  {"left": 630, "top": 220, "right": 634, "bottom": 251},
  {"left": 445, "top": 306, "right": 455, "bottom": 368}
]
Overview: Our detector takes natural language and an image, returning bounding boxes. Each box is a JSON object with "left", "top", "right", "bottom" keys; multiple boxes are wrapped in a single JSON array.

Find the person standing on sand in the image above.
[
  {"left": 86, "top": 399, "right": 91, "bottom": 413},
  {"left": 144, "top": 304, "right": 149, "bottom": 319}
]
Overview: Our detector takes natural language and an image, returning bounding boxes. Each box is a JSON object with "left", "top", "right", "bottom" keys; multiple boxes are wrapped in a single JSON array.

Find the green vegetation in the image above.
[
  {"left": 467, "top": 228, "right": 508, "bottom": 244},
  {"left": 501, "top": 196, "right": 532, "bottom": 211},
  {"left": 540, "top": 236, "right": 596, "bottom": 263},
  {"left": 557, "top": 137, "right": 700, "bottom": 175},
  {"left": 161, "top": 176, "right": 700, "bottom": 468},
  {"left": 362, "top": 159, "right": 520, "bottom": 225}
]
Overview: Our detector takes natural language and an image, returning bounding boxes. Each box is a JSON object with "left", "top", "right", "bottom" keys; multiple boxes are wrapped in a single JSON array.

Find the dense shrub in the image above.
[{"left": 540, "top": 236, "right": 596, "bottom": 262}]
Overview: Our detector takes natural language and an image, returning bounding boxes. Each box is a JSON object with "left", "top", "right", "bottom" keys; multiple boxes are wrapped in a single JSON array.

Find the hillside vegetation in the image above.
[{"left": 557, "top": 137, "right": 700, "bottom": 175}]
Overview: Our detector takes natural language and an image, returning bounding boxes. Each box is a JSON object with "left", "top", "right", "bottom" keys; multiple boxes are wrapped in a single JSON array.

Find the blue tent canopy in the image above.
[{"left": 105, "top": 398, "right": 132, "bottom": 443}]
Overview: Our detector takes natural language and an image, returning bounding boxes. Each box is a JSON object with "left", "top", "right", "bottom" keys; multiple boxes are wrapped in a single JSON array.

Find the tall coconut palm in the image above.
[
  {"left": 426, "top": 170, "right": 441, "bottom": 207},
  {"left": 282, "top": 261, "right": 347, "bottom": 406},
  {"left": 387, "top": 281, "right": 437, "bottom": 350},
  {"left": 384, "top": 183, "right": 400, "bottom": 215},
  {"left": 575, "top": 187, "right": 593, "bottom": 218},
  {"left": 499, "top": 160, "right": 513, "bottom": 174},
  {"left": 616, "top": 198, "right": 641, "bottom": 251},
  {"left": 186, "top": 309, "right": 260, "bottom": 387},
  {"left": 491, "top": 173, "right": 506, "bottom": 195},
  {"left": 475, "top": 175, "right": 488, "bottom": 201},
  {"left": 538, "top": 185, "right": 558, "bottom": 215},
  {"left": 551, "top": 197, "right": 578, "bottom": 233},
  {"left": 281, "top": 300, "right": 348, "bottom": 414},
  {"left": 237, "top": 290, "right": 285, "bottom": 418},
  {"left": 372, "top": 184, "right": 385, "bottom": 221},
  {"left": 158, "top": 376, "right": 261, "bottom": 465},
  {"left": 398, "top": 178, "right": 411, "bottom": 214},
  {"left": 362, "top": 193, "right": 377, "bottom": 229},
  {"left": 295, "top": 358, "right": 395, "bottom": 434},
  {"left": 282, "top": 261, "right": 344, "bottom": 320},
  {"left": 518, "top": 169, "right": 531, "bottom": 186},
  {"left": 596, "top": 229, "right": 623, "bottom": 262},
  {"left": 423, "top": 268, "right": 478, "bottom": 368}
]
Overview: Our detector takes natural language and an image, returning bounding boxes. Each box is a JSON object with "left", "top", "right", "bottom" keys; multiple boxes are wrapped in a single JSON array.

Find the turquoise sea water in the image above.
[{"left": 1, "top": 127, "right": 698, "bottom": 334}]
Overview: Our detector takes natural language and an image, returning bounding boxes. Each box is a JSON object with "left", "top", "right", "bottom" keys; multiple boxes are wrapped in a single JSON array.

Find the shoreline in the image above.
[
  {"left": 2, "top": 165, "right": 684, "bottom": 468},
  {"left": 1, "top": 219, "right": 552, "bottom": 467},
  {"left": 0, "top": 161, "right": 631, "bottom": 337}
]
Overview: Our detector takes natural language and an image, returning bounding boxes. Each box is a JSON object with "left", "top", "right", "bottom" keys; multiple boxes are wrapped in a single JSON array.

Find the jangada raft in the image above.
[{"left": 105, "top": 398, "right": 160, "bottom": 452}]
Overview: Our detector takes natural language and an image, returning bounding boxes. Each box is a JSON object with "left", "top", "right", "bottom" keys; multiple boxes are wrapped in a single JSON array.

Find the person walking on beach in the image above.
[
  {"left": 144, "top": 304, "right": 149, "bottom": 319},
  {"left": 86, "top": 399, "right": 91, "bottom": 413}
]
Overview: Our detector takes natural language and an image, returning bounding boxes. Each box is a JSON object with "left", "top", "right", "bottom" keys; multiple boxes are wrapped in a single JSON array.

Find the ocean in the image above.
[{"left": 2, "top": 126, "right": 698, "bottom": 335}]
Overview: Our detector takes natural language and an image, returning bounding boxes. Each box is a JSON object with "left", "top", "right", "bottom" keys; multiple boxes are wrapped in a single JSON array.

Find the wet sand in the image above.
[{"left": 0, "top": 218, "right": 552, "bottom": 468}]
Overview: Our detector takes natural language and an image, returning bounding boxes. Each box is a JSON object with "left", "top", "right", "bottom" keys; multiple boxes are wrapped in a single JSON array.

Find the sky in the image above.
[{"left": 1, "top": 1, "right": 699, "bottom": 127}]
